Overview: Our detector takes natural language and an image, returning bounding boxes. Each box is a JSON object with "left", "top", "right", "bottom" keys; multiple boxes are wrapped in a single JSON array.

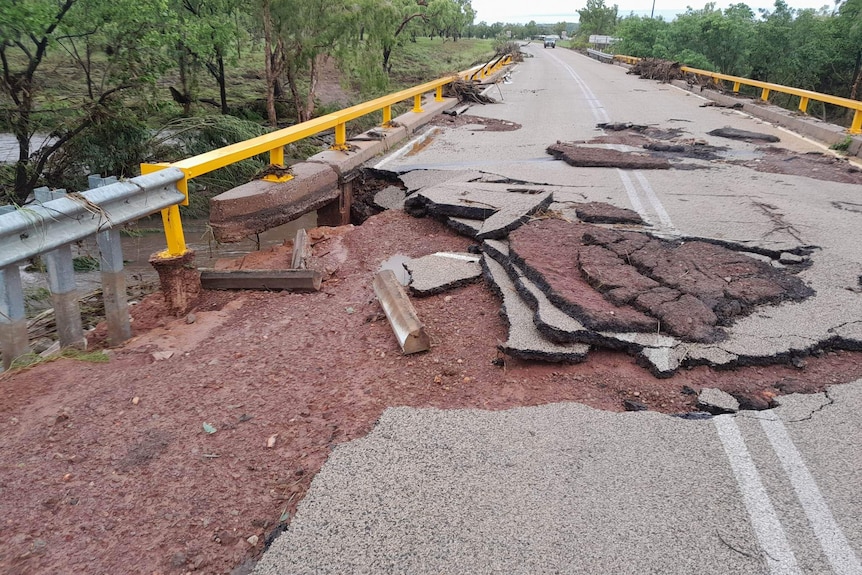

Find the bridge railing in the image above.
[
  {"left": 608, "top": 54, "right": 862, "bottom": 135},
  {"left": 142, "top": 56, "right": 513, "bottom": 259}
]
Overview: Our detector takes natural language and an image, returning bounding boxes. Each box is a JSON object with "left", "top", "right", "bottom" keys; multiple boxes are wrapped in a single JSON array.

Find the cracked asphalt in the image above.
[
  {"left": 255, "top": 380, "right": 862, "bottom": 574},
  {"left": 254, "top": 47, "right": 862, "bottom": 573}
]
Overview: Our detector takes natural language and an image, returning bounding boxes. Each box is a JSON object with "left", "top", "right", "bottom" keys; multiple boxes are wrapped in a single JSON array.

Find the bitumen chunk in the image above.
[
  {"left": 574, "top": 202, "right": 645, "bottom": 225},
  {"left": 482, "top": 254, "right": 589, "bottom": 363},
  {"left": 707, "top": 127, "right": 780, "bottom": 143},
  {"left": 406, "top": 182, "right": 554, "bottom": 240},
  {"left": 697, "top": 388, "right": 740, "bottom": 414},
  {"left": 405, "top": 253, "right": 483, "bottom": 297},
  {"left": 547, "top": 143, "right": 672, "bottom": 170}
]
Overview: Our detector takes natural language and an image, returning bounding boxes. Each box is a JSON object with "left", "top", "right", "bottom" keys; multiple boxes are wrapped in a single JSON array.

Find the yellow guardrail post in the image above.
[
  {"left": 798, "top": 97, "right": 809, "bottom": 113},
  {"left": 435, "top": 86, "right": 443, "bottom": 102},
  {"left": 732, "top": 81, "right": 741, "bottom": 92},
  {"left": 852, "top": 111, "right": 862, "bottom": 135},
  {"left": 761, "top": 88, "right": 770, "bottom": 101},
  {"left": 332, "top": 123, "right": 348, "bottom": 151},
  {"left": 140, "top": 162, "right": 189, "bottom": 257},
  {"left": 413, "top": 95, "right": 424, "bottom": 113},
  {"left": 383, "top": 105, "right": 392, "bottom": 125}
]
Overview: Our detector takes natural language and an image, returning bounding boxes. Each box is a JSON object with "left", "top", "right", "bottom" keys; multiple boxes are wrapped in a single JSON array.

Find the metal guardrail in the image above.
[
  {"left": 0, "top": 169, "right": 184, "bottom": 269},
  {"left": 586, "top": 49, "right": 614, "bottom": 63},
  {"left": 142, "top": 56, "right": 514, "bottom": 259},
  {"left": 0, "top": 169, "right": 186, "bottom": 368},
  {"left": 611, "top": 54, "right": 862, "bottom": 135}
]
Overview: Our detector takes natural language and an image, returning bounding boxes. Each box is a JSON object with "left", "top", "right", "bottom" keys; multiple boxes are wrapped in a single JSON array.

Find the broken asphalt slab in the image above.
[
  {"left": 483, "top": 239, "right": 686, "bottom": 377},
  {"left": 482, "top": 253, "right": 589, "bottom": 363},
  {"left": 405, "top": 253, "right": 482, "bottom": 297},
  {"left": 708, "top": 127, "right": 780, "bottom": 142},
  {"left": 404, "top": 182, "right": 553, "bottom": 240},
  {"left": 508, "top": 219, "right": 813, "bottom": 343},
  {"left": 547, "top": 142, "right": 671, "bottom": 170}
]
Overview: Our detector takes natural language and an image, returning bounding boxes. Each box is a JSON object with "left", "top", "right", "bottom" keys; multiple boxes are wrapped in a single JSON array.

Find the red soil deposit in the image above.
[{"left": 0, "top": 210, "right": 856, "bottom": 575}]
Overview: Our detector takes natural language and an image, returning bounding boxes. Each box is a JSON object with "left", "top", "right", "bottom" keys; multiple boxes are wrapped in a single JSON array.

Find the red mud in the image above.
[{"left": 1, "top": 210, "right": 860, "bottom": 575}]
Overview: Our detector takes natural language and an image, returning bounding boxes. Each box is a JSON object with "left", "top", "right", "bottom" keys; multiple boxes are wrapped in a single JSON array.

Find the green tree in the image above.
[
  {"left": 0, "top": 0, "right": 168, "bottom": 203},
  {"left": 577, "top": 0, "right": 618, "bottom": 37},
  {"left": 168, "top": 0, "right": 247, "bottom": 115},
  {"left": 614, "top": 15, "right": 670, "bottom": 57}
]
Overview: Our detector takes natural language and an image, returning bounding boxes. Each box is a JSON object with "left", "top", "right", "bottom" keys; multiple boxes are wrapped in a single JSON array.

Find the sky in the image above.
[{"left": 469, "top": 0, "right": 839, "bottom": 23}]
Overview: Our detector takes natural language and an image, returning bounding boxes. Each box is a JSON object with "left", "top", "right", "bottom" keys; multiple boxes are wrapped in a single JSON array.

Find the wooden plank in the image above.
[
  {"left": 200, "top": 269, "right": 321, "bottom": 291},
  {"left": 373, "top": 269, "right": 431, "bottom": 354},
  {"left": 290, "top": 228, "right": 310, "bottom": 270}
]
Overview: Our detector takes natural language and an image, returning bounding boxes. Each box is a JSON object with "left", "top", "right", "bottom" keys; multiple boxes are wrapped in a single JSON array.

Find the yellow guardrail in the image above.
[
  {"left": 142, "top": 56, "right": 513, "bottom": 259},
  {"left": 613, "top": 54, "right": 862, "bottom": 136}
]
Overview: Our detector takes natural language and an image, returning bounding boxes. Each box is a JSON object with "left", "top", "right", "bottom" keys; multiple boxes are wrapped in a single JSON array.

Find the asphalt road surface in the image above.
[{"left": 254, "top": 45, "right": 862, "bottom": 574}]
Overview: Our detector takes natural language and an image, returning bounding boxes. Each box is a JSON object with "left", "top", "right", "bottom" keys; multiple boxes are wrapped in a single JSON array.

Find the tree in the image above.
[
  {"left": 0, "top": 0, "right": 167, "bottom": 204},
  {"left": 169, "top": 0, "right": 246, "bottom": 115},
  {"left": 614, "top": 15, "right": 670, "bottom": 57},
  {"left": 577, "top": 0, "right": 618, "bottom": 37},
  {"left": 836, "top": 0, "right": 862, "bottom": 99}
]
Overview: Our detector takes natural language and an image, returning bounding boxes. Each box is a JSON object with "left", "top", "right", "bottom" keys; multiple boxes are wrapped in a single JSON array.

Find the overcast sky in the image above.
[{"left": 470, "top": 0, "right": 838, "bottom": 23}]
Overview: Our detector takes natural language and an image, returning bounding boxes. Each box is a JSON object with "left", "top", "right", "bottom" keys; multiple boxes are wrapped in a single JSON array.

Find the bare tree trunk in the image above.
[
  {"left": 303, "top": 55, "right": 320, "bottom": 123},
  {"left": 263, "top": 0, "right": 278, "bottom": 127},
  {"left": 286, "top": 62, "right": 303, "bottom": 124},
  {"left": 216, "top": 50, "right": 228, "bottom": 114},
  {"left": 851, "top": 51, "right": 862, "bottom": 101}
]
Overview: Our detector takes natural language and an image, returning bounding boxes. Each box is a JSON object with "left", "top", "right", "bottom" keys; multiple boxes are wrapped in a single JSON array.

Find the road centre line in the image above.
[
  {"left": 616, "top": 169, "right": 650, "bottom": 223},
  {"left": 759, "top": 414, "right": 862, "bottom": 574},
  {"left": 714, "top": 415, "right": 802, "bottom": 574},
  {"left": 545, "top": 51, "right": 610, "bottom": 125},
  {"left": 545, "top": 49, "right": 680, "bottom": 233},
  {"left": 633, "top": 170, "right": 678, "bottom": 233}
]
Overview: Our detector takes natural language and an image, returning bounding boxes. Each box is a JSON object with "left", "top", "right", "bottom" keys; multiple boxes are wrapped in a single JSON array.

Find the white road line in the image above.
[
  {"left": 759, "top": 414, "right": 862, "bottom": 575},
  {"left": 714, "top": 415, "right": 802, "bottom": 574},
  {"left": 545, "top": 51, "right": 610, "bottom": 124},
  {"left": 615, "top": 169, "right": 651, "bottom": 224},
  {"left": 633, "top": 170, "right": 677, "bottom": 233}
]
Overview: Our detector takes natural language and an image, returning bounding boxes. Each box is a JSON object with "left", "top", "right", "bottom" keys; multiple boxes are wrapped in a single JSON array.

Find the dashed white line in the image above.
[
  {"left": 714, "top": 415, "right": 802, "bottom": 574},
  {"left": 759, "top": 414, "right": 862, "bottom": 575}
]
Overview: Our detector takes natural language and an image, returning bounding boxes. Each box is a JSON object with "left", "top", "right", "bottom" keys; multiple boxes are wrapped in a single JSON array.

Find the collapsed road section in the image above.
[{"left": 397, "top": 171, "right": 862, "bottom": 377}]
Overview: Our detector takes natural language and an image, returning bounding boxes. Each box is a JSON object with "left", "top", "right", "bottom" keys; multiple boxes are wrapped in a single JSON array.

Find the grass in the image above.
[
  {"left": 388, "top": 38, "right": 497, "bottom": 86},
  {"left": 830, "top": 136, "right": 853, "bottom": 153},
  {"left": 4, "top": 348, "right": 110, "bottom": 375}
]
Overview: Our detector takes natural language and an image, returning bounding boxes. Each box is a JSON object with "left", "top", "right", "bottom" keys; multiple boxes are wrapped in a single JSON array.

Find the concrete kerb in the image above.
[
  {"left": 209, "top": 162, "right": 340, "bottom": 242},
  {"left": 669, "top": 80, "right": 862, "bottom": 159}
]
